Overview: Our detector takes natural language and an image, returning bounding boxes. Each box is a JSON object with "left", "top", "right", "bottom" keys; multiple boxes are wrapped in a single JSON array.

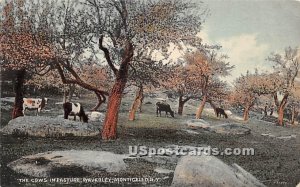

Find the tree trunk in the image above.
[
  {"left": 67, "top": 84, "right": 75, "bottom": 102},
  {"left": 128, "top": 86, "right": 143, "bottom": 121},
  {"left": 139, "top": 93, "right": 144, "bottom": 113},
  {"left": 91, "top": 91, "right": 106, "bottom": 111},
  {"left": 243, "top": 106, "right": 250, "bottom": 121},
  {"left": 12, "top": 69, "right": 25, "bottom": 119},
  {"left": 101, "top": 80, "right": 126, "bottom": 140},
  {"left": 101, "top": 41, "right": 133, "bottom": 140},
  {"left": 178, "top": 96, "right": 184, "bottom": 115},
  {"left": 277, "top": 93, "right": 288, "bottom": 126},
  {"left": 178, "top": 95, "right": 191, "bottom": 115},
  {"left": 196, "top": 95, "right": 207, "bottom": 119},
  {"left": 291, "top": 106, "right": 296, "bottom": 125},
  {"left": 277, "top": 105, "right": 285, "bottom": 126},
  {"left": 208, "top": 100, "right": 217, "bottom": 115}
]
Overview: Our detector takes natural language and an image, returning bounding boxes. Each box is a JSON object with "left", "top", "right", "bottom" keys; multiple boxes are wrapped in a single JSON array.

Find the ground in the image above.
[{"left": 1, "top": 93, "right": 300, "bottom": 187}]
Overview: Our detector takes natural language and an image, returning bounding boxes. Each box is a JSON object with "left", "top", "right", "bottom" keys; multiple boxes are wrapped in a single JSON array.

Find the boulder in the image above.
[
  {"left": 186, "top": 119, "right": 211, "bottom": 129},
  {"left": 0, "top": 116, "right": 99, "bottom": 137},
  {"left": 89, "top": 111, "right": 105, "bottom": 122},
  {"left": 171, "top": 155, "right": 265, "bottom": 187},
  {"left": 154, "top": 167, "right": 174, "bottom": 174},
  {"left": 210, "top": 123, "right": 251, "bottom": 135},
  {"left": 8, "top": 150, "right": 128, "bottom": 177}
]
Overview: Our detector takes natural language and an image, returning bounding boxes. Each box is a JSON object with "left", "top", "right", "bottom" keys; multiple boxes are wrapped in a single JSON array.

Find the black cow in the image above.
[
  {"left": 216, "top": 108, "right": 228, "bottom": 118},
  {"left": 63, "top": 102, "right": 88, "bottom": 123},
  {"left": 156, "top": 102, "right": 174, "bottom": 118}
]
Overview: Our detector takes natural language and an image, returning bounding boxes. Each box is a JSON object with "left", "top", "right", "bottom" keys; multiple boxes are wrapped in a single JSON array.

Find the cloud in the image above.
[
  {"left": 218, "top": 34, "right": 270, "bottom": 83},
  {"left": 197, "top": 27, "right": 211, "bottom": 44}
]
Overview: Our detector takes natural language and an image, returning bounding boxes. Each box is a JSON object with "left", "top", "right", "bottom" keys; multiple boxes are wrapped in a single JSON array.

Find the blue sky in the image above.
[{"left": 198, "top": 0, "right": 300, "bottom": 83}]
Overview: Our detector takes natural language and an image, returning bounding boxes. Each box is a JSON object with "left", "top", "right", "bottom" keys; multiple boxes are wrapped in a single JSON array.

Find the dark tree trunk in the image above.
[
  {"left": 67, "top": 84, "right": 75, "bottom": 102},
  {"left": 128, "top": 85, "right": 143, "bottom": 121},
  {"left": 91, "top": 91, "right": 106, "bottom": 111},
  {"left": 178, "top": 96, "right": 184, "bottom": 115},
  {"left": 208, "top": 100, "right": 217, "bottom": 115},
  {"left": 12, "top": 69, "right": 25, "bottom": 119},
  {"left": 178, "top": 95, "right": 190, "bottom": 115}
]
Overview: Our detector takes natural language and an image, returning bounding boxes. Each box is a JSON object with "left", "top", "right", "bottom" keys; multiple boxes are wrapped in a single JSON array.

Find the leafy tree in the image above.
[
  {"left": 86, "top": 0, "right": 207, "bottom": 139},
  {"left": 127, "top": 50, "right": 171, "bottom": 120},
  {"left": 183, "top": 50, "right": 233, "bottom": 119},
  {"left": 231, "top": 71, "right": 281, "bottom": 121},
  {"left": 267, "top": 47, "right": 300, "bottom": 126},
  {"left": 0, "top": 0, "right": 60, "bottom": 118}
]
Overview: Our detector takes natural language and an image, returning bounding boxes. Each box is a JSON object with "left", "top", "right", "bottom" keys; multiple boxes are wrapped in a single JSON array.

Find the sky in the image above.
[{"left": 197, "top": 0, "right": 300, "bottom": 83}]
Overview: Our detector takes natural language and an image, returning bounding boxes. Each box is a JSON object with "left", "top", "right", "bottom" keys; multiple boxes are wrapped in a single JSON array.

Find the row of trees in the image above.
[{"left": 231, "top": 47, "right": 299, "bottom": 125}]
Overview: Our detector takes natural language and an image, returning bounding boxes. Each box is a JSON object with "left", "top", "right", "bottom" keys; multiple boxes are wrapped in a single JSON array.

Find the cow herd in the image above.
[
  {"left": 21, "top": 98, "right": 229, "bottom": 123},
  {"left": 22, "top": 97, "right": 89, "bottom": 123}
]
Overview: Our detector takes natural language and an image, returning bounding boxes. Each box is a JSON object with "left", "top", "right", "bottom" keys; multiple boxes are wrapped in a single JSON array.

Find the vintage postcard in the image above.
[{"left": 1, "top": 0, "right": 299, "bottom": 186}]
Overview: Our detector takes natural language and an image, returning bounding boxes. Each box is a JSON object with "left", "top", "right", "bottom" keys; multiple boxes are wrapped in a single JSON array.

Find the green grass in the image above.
[{"left": 118, "top": 113, "right": 185, "bottom": 130}]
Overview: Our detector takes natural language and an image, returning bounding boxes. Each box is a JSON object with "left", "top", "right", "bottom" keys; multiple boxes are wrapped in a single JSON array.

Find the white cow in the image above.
[{"left": 23, "top": 97, "right": 48, "bottom": 116}]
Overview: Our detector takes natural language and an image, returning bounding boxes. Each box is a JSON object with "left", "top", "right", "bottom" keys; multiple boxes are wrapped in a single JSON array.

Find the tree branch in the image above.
[{"left": 98, "top": 35, "right": 118, "bottom": 76}]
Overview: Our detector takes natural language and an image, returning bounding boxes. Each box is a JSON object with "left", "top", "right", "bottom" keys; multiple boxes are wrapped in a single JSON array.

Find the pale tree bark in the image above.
[
  {"left": 291, "top": 105, "right": 296, "bottom": 125},
  {"left": 128, "top": 85, "right": 143, "bottom": 121},
  {"left": 243, "top": 105, "right": 250, "bottom": 121},
  {"left": 196, "top": 95, "right": 207, "bottom": 119},
  {"left": 274, "top": 93, "right": 289, "bottom": 126}
]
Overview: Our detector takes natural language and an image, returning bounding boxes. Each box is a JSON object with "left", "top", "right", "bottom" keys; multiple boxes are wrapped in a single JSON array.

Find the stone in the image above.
[
  {"left": 89, "top": 111, "right": 105, "bottom": 122},
  {"left": 210, "top": 123, "right": 251, "bottom": 135},
  {"left": 186, "top": 119, "right": 211, "bottom": 129},
  {"left": 8, "top": 150, "right": 128, "bottom": 178},
  {"left": 0, "top": 116, "right": 99, "bottom": 137},
  {"left": 171, "top": 155, "right": 265, "bottom": 187}
]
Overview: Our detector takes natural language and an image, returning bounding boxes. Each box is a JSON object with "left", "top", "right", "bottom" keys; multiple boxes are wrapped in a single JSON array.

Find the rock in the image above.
[
  {"left": 225, "top": 110, "right": 233, "bottom": 116},
  {"left": 89, "top": 111, "right": 105, "bottom": 122},
  {"left": 186, "top": 119, "right": 211, "bottom": 129},
  {"left": 210, "top": 123, "right": 251, "bottom": 135},
  {"left": 8, "top": 150, "right": 128, "bottom": 177},
  {"left": 276, "top": 135, "right": 296, "bottom": 140},
  {"left": 182, "top": 129, "right": 200, "bottom": 135},
  {"left": 154, "top": 167, "right": 174, "bottom": 174},
  {"left": 0, "top": 116, "right": 99, "bottom": 137},
  {"left": 171, "top": 155, "right": 265, "bottom": 187}
]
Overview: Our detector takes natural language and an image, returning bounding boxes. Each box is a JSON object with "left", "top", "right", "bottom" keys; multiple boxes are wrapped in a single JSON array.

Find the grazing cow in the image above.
[
  {"left": 63, "top": 102, "right": 88, "bottom": 123},
  {"left": 23, "top": 97, "right": 48, "bottom": 116},
  {"left": 156, "top": 102, "right": 174, "bottom": 118},
  {"left": 216, "top": 107, "right": 228, "bottom": 118}
]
